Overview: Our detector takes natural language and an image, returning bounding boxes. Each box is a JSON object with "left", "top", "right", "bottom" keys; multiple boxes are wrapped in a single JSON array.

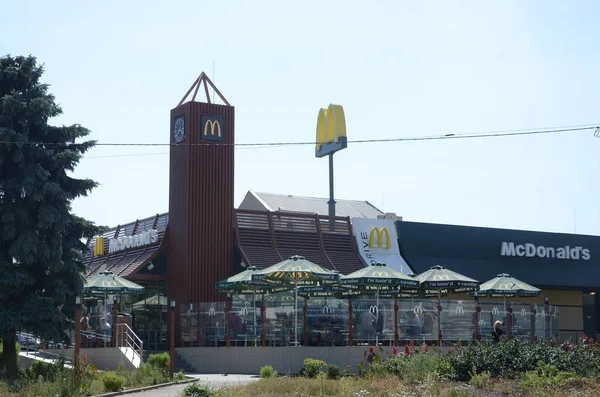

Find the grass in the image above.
[{"left": 213, "top": 375, "right": 600, "bottom": 397}]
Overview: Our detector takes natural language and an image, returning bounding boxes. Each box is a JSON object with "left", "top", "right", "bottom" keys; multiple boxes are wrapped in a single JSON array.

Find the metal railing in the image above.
[{"left": 116, "top": 323, "right": 144, "bottom": 364}]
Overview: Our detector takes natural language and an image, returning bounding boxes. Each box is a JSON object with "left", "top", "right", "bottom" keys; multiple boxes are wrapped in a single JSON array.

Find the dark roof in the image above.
[
  {"left": 241, "top": 191, "right": 384, "bottom": 219},
  {"left": 235, "top": 209, "right": 366, "bottom": 274},
  {"left": 85, "top": 213, "right": 168, "bottom": 279},
  {"left": 396, "top": 221, "right": 600, "bottom": 289}
]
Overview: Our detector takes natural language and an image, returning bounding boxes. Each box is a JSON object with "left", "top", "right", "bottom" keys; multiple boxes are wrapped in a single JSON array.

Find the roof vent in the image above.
[{"left": 377, "top": 212, "right": 402, "bottom": 221}]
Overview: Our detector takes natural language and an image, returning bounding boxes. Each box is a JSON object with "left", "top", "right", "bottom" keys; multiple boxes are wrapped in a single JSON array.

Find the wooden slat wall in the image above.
[{"left": 167, "top": 101, "right": 235, "bottom": 309}]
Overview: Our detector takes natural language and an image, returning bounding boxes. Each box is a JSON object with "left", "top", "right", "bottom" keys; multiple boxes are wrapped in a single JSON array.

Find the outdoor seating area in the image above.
[{"left": 178, "top": 296, "right": 559, "bottom": 348}]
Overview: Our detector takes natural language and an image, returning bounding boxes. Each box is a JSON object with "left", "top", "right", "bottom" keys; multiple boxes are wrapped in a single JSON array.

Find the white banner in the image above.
[{"left": 351, "top": 218, "right": 411, "bottom": 274}]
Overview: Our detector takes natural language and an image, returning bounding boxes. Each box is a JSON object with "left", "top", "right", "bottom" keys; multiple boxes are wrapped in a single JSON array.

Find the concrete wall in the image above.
[
  {"left": 44, "top": 348, "right": 136, "bottom": 371},
  {"left": 176, "top": 346, "right": 451, "bottom": 375}
]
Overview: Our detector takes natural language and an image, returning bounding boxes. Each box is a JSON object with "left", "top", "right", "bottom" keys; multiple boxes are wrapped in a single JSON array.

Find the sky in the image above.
[{"left": 2, "top": 0, "right": 600, "bottom": 235}]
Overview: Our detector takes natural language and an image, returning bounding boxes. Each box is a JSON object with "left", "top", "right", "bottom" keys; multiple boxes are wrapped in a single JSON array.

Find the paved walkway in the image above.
[{"left": 126, "top": 374, "right": 259, "bottom": 396}]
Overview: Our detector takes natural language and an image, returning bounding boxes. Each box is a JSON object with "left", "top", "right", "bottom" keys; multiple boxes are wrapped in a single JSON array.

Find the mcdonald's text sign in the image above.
[{"left": 200, "top": 114, "right": 225, "bottom": 142}]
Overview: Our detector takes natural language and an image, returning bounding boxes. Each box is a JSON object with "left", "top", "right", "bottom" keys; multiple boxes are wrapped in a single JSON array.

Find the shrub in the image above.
[
  {"left": 369, "top": 348, "right": 451, "bottom": 382},
  {"left": 260, "top": 365, "right": 277, "bottom": 378},
  {"left": 182, "top": 382, "right": 216, "bottom": 397},
  {"left": 326, "top": 364, "right": 341, "bottom": 380},
  {"left": 147, "top": 352, "right": 171, "bottom": 379},
  {"left": 102, "top": 371, "right": 126, "bottom": 392},
  {"left": 521, "top": 361, "right": 580, "bottom": 390},
  {"left": 470, "top": 370, "right": 491, "bottom": 389},
  {"left": 447, "top": 339, "right": 598, "bottom": 381},
  {"left": 301, "top": 358, "right": 326, "bottom": 378}
]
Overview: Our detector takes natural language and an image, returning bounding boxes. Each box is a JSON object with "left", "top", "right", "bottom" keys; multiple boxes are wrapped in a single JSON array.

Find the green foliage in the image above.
[
  {"left": 447, "top": 339, "right": 598, "bottom": 381},
  {"left": 147, "top": 352, "right": 171, "bottom": 379},
  {"left": 175, "top": 370, "right": 186, "bottom": 381},
  {"left": 259, "top": 365, "right": 277, "bottom": 378},
  {"left": 101, "top": 371, "right": 126, "bottom": 392},
  {"left": 326, "top": 364, "right": 341, "bottom": 380},
  {"left": 469, "top": 368, "right": 490, "bottom": 389},
  {"left": 182, "top": 382, "right": 217, "bottom": 397},
  {"left": 0, "top": 54, "right": 103, "bottom": 378},
  {"left": 301, "top": 358, "right": 327, "bottom": 378},
  {"left": 521, "top": 361, "right": 580, "bottom": 390},
  {"left": 370, "top": 350, "right": 450, "bottom": 383}
]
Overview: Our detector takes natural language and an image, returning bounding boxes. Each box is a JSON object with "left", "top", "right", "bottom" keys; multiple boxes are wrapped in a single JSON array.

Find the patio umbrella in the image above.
[
  {"left": 340, "top": 262, "right": 420, "bottom": 345},
  {"left": 414, "top": 265, "right": 479, "bottom": 346},
  {"left": 251, "top": 255, "right": 340, "bottom": 346},
  {"left": 84, "top": 270, "right": 144, "bottom": 294},
  {"left": 474, "top": 273, "right": 541, "bottom": 298},
  {"left": 132, "top": 294, "right": 167, "bottom": 311},
  {"left": 215, "top": 266, "right": 289, "bottom": 341},
  {"left": 472, "top": 273, "right": 541, "bottom": 339}
]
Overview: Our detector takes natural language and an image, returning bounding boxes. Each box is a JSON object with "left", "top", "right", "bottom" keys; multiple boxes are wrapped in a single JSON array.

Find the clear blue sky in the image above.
[{"left": 3, "top": 0, "right": 599, "bottom": 235}]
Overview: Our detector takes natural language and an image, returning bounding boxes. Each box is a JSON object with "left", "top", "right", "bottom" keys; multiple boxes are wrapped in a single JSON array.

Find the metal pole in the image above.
[
  {"left": 348, "top": 298, "right": 353, "bottom": 346},
  {"left": 75, "top": 297, "right": 81, "bottom": 367},
  {"left": 328, "top": 153, "right": 336, "bottom": 231},
  {"left": 294, "top": 286, "right": 298, "bottom": 346},
  {"left": 169, "top": 301, "right": 175, "bottom": 379}
]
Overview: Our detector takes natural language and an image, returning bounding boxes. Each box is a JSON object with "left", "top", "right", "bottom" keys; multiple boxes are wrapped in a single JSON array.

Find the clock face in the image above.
[{"left": 174, "top": 116, "right": 185, "bottom": 143}]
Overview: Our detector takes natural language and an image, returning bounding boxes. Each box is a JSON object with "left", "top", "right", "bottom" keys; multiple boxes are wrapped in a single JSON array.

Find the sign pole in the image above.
[{"left": 328, "top": 153, "right": 336, "bottom": 230}]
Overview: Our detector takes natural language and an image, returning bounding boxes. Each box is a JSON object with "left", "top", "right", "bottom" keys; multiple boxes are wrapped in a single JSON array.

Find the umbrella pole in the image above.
[
  {"left": 437, "top": 291, "right": 442, "bottom": 347},
  {"left": 375, "top": 290, "right": 379, "bottom": 346},
  {"left": 394, "top": 298, "right": 398, "bottom": 347},
  {"left": 294, "top": 285, "right": 298, "bottom": 346},
  {"left": 253, "top": 292, "right": 257, "bottom": 342}
]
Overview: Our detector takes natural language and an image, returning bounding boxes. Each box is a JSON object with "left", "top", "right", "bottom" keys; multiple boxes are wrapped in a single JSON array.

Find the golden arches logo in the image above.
[
  {"left": 372, "top": 271, "right": 389, "bottom": 277},
  {"left": 94, "top": 237, "right": 105, "bottom": 256},
  {"left": 284, "top": 266, "right": 303, "bottom": 272},
  {"left": 433, "top": 275, "right": 450, "bottom": 281},
  {"left": 101, "top": 280, "right": 117, "bottom": 287},
  {"left": 369, "top": 227, "right": 391, "bottom": 249},
  {"left": 204, "top": 119, "right": 221, "bottom": 138},
  {"left": 498, "top": 283, "right": 515, "bottom": 289},
  {"left": 315, "top": 104, "right": 347, "bottom": 157}
]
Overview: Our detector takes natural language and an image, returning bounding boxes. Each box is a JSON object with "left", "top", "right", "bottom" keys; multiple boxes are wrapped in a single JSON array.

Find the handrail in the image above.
[{"left": 116, "top": 323, "right": 144, "bottom": 364}]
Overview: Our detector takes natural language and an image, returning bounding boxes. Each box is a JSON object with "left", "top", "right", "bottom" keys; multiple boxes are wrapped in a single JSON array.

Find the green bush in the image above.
[
  {"left": 260, "top": 365, "right": 277, "bottom": 378},
  {"left": 447, "top": 339, "right": 598, "bottom": 381},
  {"left": 301, "top": 358, "right": 327, "bottom": 378},
  {"left": 102, "top": 371, "right": 126, "bottom": 392},
  {"left": 470, "top": 369, "right": 491, "bottom": 389},
  {"left": 369, "top": 350, "right": 451, "bottom": 382},
  {"left": 326, "top": 364, "right": 341, "bottom": 380},
  {"left": 182, "top": 382, "right": 216, "bottom": 397},
  {"left": 147, "top": 352, "right": 171, "bottom": 379},
  {"left": 521, "top": 361, "right": 580, "bottom": 390}
]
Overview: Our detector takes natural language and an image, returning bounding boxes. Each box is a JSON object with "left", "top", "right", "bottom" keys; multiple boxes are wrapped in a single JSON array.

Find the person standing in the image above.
[{"left": 492, "top": 320, "right": 504, "bottom": 343}]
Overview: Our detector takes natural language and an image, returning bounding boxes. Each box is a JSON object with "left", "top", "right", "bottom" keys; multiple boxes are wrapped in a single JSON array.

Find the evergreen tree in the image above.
[{"left": 0, "top": 55, "right": 101, "bottom": 379}]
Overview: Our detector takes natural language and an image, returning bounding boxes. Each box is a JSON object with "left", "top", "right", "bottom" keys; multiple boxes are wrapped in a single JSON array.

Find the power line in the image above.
[{"left": 1, "top": 124, "right": 598, "bottom": 151}]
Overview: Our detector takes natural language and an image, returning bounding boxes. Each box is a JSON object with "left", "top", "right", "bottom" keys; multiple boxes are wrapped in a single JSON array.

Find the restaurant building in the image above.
[{"left": 83, "top": 74, "right": 599, "bottom": 349}]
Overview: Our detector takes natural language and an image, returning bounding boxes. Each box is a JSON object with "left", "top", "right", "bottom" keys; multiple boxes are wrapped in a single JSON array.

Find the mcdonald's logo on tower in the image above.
[
  {"left": 369, "top": 227, "right": 391, "bottom": 249},
  {"left": 200, "top": 114, "right": 225, "bottom": 142}
]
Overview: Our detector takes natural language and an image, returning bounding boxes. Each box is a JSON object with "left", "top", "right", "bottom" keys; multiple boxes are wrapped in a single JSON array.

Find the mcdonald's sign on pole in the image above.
[
  {"left": 315, "top": 104, "right": 347, "bottom": 158},
  {"left": 94, "top": 237, "right": 105, "bottom": 256},
  {"left": 200, "top": 114, "right": 225, "bottom": 142}
]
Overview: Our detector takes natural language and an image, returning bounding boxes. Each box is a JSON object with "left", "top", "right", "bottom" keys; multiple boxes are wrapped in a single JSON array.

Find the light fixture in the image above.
[
  {"left": 170, "top": 300, "right": 176, "bottom": 309},
  {"left": 147, "top": 262, "right": 154, "bottom": 271},
  {"left": 590, "top": 292, "right": 596, "bottom": 296}
]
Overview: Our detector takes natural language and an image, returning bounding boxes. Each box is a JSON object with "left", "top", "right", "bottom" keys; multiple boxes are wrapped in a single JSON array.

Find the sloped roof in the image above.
[
  {"left": 243, "top": 191, "right": 384, "bottom": 219},
  {"left": 84, "top": 213, "right": 168, "bottom": 279}
]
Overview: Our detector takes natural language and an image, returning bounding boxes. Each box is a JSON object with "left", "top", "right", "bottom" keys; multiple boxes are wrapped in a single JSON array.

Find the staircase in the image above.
[{"left": 142, "top": 350, "right": 196, "bottom": 373}]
